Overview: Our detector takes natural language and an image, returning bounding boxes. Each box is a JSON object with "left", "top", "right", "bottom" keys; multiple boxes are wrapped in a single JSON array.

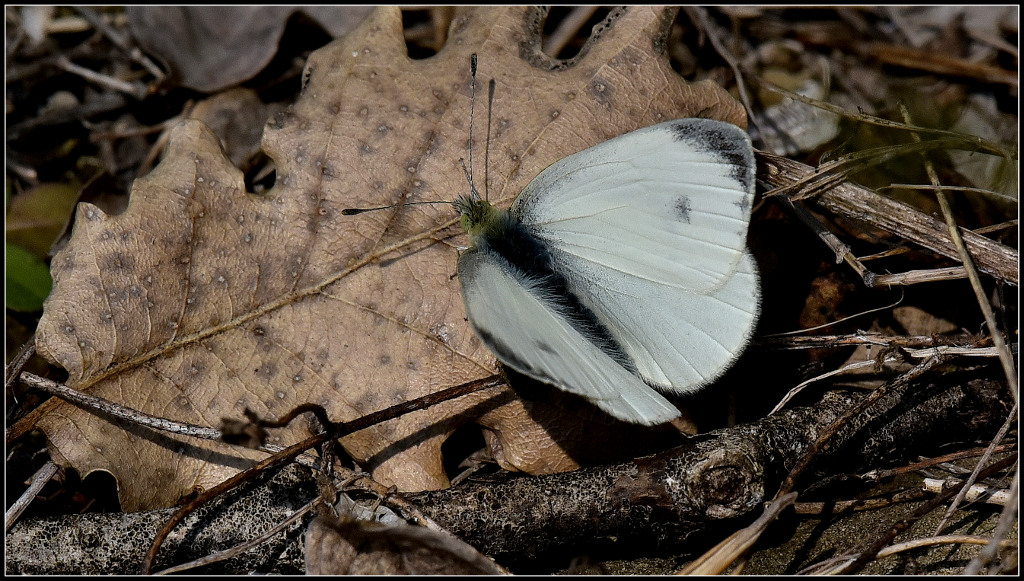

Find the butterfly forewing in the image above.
[
  {"left": 509, "top": 118, "right": 760, "bottom": 393},
  {"left": 511, "top": 118, "right": 755, "bottom": 294}
]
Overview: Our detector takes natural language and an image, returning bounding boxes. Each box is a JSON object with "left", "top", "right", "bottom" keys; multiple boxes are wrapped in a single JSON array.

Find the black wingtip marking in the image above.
[{"left": 669, "top": 118, "right": 755, "bottom": 194}]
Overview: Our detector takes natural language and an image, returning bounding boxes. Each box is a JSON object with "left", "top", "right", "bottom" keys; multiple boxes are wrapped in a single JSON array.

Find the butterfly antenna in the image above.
[
  {"left": 463, "top": 54, "right": 481, "bottom": 201},
  {"left": 484, "top": 78, "right": 495, "bottom": 201}
]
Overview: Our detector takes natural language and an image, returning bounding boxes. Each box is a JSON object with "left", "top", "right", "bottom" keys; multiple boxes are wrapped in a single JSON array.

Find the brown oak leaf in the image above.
[{"left": 30, "top": 6, "right": 746, "bottom": 510}]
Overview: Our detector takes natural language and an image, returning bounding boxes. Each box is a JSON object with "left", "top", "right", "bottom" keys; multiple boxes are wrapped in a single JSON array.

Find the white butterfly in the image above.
[{"left": 455, "top": 118, "right": 760, "bottom": 425}]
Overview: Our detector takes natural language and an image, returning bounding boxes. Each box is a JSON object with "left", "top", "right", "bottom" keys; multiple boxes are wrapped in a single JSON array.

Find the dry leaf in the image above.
[
  {"left": 127, "top": 6, "right": 374, "bottom": 92},
  {"left": 188, "top": 88, "right": 273, "bottom": 169},
  {"left": 305, "top": 516, "right": 505, "bottom": 575},
  {"left": 32, "top": 6, "right": 747, "bottom": 510}
]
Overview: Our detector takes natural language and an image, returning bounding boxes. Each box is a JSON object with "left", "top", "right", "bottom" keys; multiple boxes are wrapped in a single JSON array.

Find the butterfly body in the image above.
[{"left": 455, "top": 118, "right": 760, "bottom": 425}]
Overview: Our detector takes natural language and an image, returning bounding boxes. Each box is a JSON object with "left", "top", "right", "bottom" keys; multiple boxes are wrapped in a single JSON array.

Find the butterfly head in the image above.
[{"left": 454, "top": 194, "right": 504, "bottom": 247}]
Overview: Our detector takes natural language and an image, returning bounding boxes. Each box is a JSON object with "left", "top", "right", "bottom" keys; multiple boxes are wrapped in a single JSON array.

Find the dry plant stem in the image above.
[
  {"left": 757, "top": 151, "right": 1018, "bottom": 285},
  {"left": 686, "top": 6, "right": 757, "bottom": 131},
  {"left": 858, "top": 220, "right": 1017, "bottom": 261},
  {"left": 774, "top": 355, "right": 943, "bottom": 499},
  {"left": 152, "top": 498, "right": 319, "bottom": 575},
  {"left": 933, "top": 403, "right": 1018, "bottom": 535},
  {"left": 542, "top": 6, "right": 598, "bottom": 56},
  {"left": 965, "top": 468, "right": 1019, "bottom": 574},
  {"left": 863, "top": 443, "right": 1017, "bottom": 481},
  {"left": 141, "top": 377, "right": 502, "bottom": 574},
  {"left": 923, "top": 479, "right": 1012, "bottom": 505},
  {"left": 19, "top": 371, "right": 318, "bottom": 471},
  {"left": 780, "top": 195, "right": 973, "bottom": 287},
  {"left": 767, "top": 341, "right": 1000, "bottom": 415},
  {"left": 136, "top": 114, "right": 181, "bottom": 177},
  {"left": 833, "top": 454, "right": 1017, "bottom": 575},
  {"left": 879, "top": 534, "right": 1016, "bottom": 560},
  {"left": 872, "top": 267, "right": 970, "bottom": 286},
  {"left": 73, "top": 6, "right": 164, "bottom": 79},
  {"left": 753, "top": 79, "right": 1011, "bottom": 157},
  {"left": 793, "top": 487, "right": 932, "bottom": 515},
  {"left": 17, "top": 372, "right": 222, "bottom": 440},
  {"left": 5, "top": 461, "right": 59, "bottom": 530},
  {"left": 778, "top": 139, "right": 991, "bottom": 202},
  {"left": 5, "top": 340, "right": 35, "bottom": 394},
  {"left": 679, "top": 492, "right": 798, "bottom": 575},
  {"left": 761, "top": 332, "right": 992, "bottom": 352},
  {"left": 899, "top": 102, "right": 1018, "bottom": 400},
  {"left": 884, "top": 183, "right": 1017, "bottom": 205},
  {"left": 860, "top": 41, "right": 1018, "bottom": 88},
  {"left": 90, "top": 110, "right": 192, "bottom": 141},
  {"left": 55, "top": 54, "right": 146, "bottom": 99},
  {"left": 770, "top": 356, "right": 898, "bottom": 415}
]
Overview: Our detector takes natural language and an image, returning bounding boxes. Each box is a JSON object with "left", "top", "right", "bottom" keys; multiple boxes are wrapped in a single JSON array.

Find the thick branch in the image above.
[
  {"left": 408, "top": 374, "right": 1010, "bottom": 564},
  {"left": 5, "top": 374, "right": 1010, "bottom": 573}
]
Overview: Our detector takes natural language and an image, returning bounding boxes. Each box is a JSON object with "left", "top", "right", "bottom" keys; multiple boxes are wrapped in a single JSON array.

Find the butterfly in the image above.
[{"left": 455, "top": 118, "right": 759, "bottom": 425}]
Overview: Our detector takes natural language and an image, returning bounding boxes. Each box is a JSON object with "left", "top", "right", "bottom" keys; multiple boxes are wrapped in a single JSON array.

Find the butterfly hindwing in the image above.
[
  {"left": 456, "top": 248, "right": 681, "bottom": 425},
  {"left": 547, "top": 246, "right": 759, "bottom": 391}
]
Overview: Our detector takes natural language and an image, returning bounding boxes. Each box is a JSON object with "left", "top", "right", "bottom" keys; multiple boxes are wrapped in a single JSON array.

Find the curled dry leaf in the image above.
[
  {"left": 188, "top": 88, "right": 274, "bottom": 170},
  {"left": 127, "top": 6, "right": 375, "bottom": 92},
  {"left": 31, "top": 6, "right": 747, "bottom": 510},
  {"left": 305, "top": 516, "right": 506, "bottom": 575}
]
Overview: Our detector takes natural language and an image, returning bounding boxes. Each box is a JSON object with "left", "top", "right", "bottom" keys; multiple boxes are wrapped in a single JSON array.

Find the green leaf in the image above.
[
  {"left": 6, "top": 243, "right": 53, "bottom": 312},
  {"left": 6, "top": 181, "right": 79, "bottom": 256}
]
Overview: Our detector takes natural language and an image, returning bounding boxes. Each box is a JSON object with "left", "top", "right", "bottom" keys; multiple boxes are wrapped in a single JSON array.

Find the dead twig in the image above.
[{"left": 757, "top": 151, "right": 1019, "bottom": 285}]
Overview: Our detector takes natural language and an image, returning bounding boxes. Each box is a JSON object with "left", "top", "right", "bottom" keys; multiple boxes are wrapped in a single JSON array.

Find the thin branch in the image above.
[
  {"left": 861, "top": 443, "right": 1017, "bottom": 481},
  {"left": 18, "top": 372, "right": 222, "bottom": 440},
  {"left": 5, "top": 339, "right": 36, "bottom": 393},
  {"left": 933, "top": 403, "right": 1018, "bottom": 534},
  {"left": 5, "top": 461, "right": 59, "bottom": 530},
  {"left": 752, "top": 77, "right": 1013, "bottom": 158},
  {"left": 898, "top": 104, "right": 1018, "bottom": 400},
  {"left": 964, "top": 468, "right": 1019, "bottom": 574}
]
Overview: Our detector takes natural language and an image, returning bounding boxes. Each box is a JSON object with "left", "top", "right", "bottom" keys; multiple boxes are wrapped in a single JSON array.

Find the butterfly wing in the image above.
[
  {"left": 547, "top": 246, "right": 759, "bottom": 391},
  {"left": 512, "top": 118, "right": 755, "bottom": 294},
  {"left": 457, "top": 248, "right": 681, "bottom": 425},
  {"left": 512, "top": 118, "right": 759, "bottom": 392}
]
